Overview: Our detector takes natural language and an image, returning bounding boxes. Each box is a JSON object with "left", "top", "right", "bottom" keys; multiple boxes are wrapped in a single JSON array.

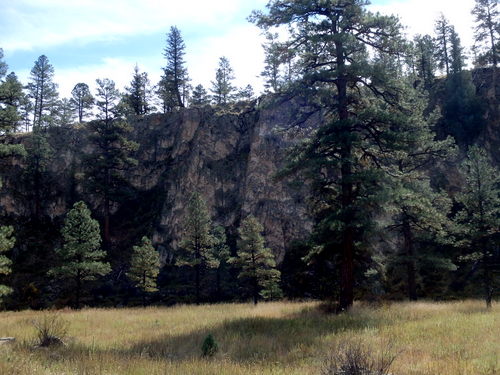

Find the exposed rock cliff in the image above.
[{"left": 0, "top": 100, "right": 315, "bottom": 263}]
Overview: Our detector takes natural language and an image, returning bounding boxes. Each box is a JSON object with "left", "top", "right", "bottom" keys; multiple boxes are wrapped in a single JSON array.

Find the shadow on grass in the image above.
[{"left": 28, "top": 305, "right": 392, "bottom": 366}]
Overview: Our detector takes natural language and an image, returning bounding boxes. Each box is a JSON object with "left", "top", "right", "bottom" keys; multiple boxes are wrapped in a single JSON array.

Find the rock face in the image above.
[
  {"left": 132, "top": 101, "right": 314, "bottom": 262},
  {"left": 0, "top": 100, "right": 314, "bottom": 263}
]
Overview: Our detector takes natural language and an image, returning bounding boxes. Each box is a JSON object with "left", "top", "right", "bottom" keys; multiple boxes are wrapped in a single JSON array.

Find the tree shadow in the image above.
[
  {"left": 113, "top": 305, "right": 387, "bottom": 364},
  {"left": 24, "top": 305, "right": 391, "bottom": 367}
]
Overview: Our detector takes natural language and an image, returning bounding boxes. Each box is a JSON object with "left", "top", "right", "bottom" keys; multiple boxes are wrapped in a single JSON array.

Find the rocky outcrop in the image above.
[{"left": 0, "top": 100, "right": 314, "bottom": 263}]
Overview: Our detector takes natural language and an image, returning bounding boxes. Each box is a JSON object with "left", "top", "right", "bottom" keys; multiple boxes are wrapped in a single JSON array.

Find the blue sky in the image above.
[{"left": 1, "top": 0, "right": 476, "bottom": 97}]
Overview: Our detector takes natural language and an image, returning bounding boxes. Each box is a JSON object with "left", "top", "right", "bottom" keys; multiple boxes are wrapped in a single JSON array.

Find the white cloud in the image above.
[
  {"left": 369, "top": 0, "right": 476, "bottom": 51},
  {"left": 187, "top": 24, "right": 266, "bottom": 92},
  {"left": 1, "top": 0, "right": 268, "bottom": 52}
]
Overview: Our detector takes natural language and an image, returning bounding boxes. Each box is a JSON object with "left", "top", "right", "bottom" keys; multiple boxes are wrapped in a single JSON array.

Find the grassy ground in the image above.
[{"left": 0, "top": 300, "right": 498, "bottom": 375}]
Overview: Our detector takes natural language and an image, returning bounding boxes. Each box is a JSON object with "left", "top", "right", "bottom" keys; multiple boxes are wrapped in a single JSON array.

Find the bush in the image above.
[
  {"left": 201, "top": 333, "right": 218, "bottom": 357},
  {"left": 321, "top": 340, "right": 397, "bottom": 375},
  {"left": 32, "top": 313, "right": 68, "bottom": 347}
]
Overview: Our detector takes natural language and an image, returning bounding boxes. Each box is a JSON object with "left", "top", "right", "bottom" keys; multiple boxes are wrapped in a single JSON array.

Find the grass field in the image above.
[{"left": 0, "top": 300, "right": 498, "bottom": 375}]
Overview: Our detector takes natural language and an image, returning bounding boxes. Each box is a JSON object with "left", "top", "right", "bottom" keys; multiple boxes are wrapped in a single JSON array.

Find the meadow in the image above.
[{"left": 0, "top": 300, "right": 498, "bottom": 375}]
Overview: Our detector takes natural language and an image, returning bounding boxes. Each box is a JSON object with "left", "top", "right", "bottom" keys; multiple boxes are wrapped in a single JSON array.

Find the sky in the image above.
[{"left": 0, "top": 0, "right": 477, "bottom": 98}]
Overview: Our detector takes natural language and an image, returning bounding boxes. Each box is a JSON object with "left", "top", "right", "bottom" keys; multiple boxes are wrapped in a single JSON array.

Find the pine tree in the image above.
[
  {"left": 230, "top": 216, "right": 281, "bottom": 305},
  {"left": 433, "top": 14, "right": 453, "bottom": 76},
  {"left": 190, "top": 84, "right": 210, "bottom": 107},
  {"left": 0, "top": 72, "right": 24, "bottom": 133},
  {"left": 385, "top": 84, "right": 456, "bottom": 301},
  {"left": 27, "top": 55, "right": 59, "bottom": 129},
  {"left": 0, "top": 53, "right": 25, "bottom": 156},
  {"left": 86, "top": 78, "right": 138, "bottom": 248},
  {"left": 472, "top": 0, "right": 499, "bottom": 67},
  {"left": 70, "top": 83, "right": 94, "bottom": 123},
  {"left": 261, "top": 32, "right": 298, "bottom": 93},
  {"left": 124, "top": 65, "right": 153, "bottom": 115},
  {"left": 441, "top": 70, "right": 486, "bottom": 146},
  {"left": 252, "top": 0, "right": 409, "bottom": 310},
  {"left": 50, "top": 201, "right": 111, "bottom": 308},
  {"left": 413, "top": 35, "right": 437, "bottom": 90},
  {"left": 0, "top": 226, "right": 15, "bottom": 303},
  {"left": 23, "top": 130, "right": 53, "bottom": 219},
  {"left": 211, "top": 57, "right": 235, "bottom": 105},
  {"left": 53, "top": 98, "right": 75, "bottom": 127},
  {"left": 454, "top": 146, "right": 500, "bottom": 308},
  {"left": 237, "top": 84, "right": 255, "bottom": 101},
  {"left": 449, "top": 27, "right": 465, "bottom": 75},
  {"left": 210, "top": 225, "right": 230, "bottom": 301},
  {"left": 160, "top": 26, "right": 188, "bottom": 109},
  {"left": 177, "top": 192, "right": 216, "bottom": 304},
  {"left": 127, "top": 236, "right": 160, "bottom": 305}
]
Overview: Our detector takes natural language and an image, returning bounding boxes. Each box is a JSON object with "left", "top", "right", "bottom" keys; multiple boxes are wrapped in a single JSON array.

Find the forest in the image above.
[{"left": 0, "top": 0, "right": 498, "bottom": 315}]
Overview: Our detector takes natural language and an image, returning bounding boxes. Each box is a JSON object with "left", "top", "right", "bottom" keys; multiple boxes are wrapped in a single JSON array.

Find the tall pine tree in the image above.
[
  {"left": 211, "top": 57, "right": 235, "bottom": 105},
  {"left": 27, "top": 55, "right": 59, "bottom": 129},
  {"left": 86, "top": 78, "right": 138, "bottom": 247},
  {"left": 127, "top": 236, "right": 160, "bottom": 306},
  {"left": 159, "top": 26, "right": 189, "bottom": 110},
  {"left": 50, "top": 201, "right": 111, "bottom": 308},
  {"left": 472, "top": 0, "right": 499, "bottom": 67},
  {"left": 252, "top": 0, "right": 409, "bottom": 310},
  {"left": 70, "top": 83, "right": 94, "bottom": 123},
  {"left": 177, "top": 192, "right": 217, "bottom": 304},
  {"left": 453, "top": 146, "right": 500, "bottom": 308},
  {"left": 0, "top": 226, "right": 15, "bottom": 304},
  {"left": 230, "top": 216, "right": 281, "bottom": 305}
]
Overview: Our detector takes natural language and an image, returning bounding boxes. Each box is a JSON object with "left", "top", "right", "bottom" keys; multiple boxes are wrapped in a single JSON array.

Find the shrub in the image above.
[
  {"left": 201, "top": 333, "right": 218, "bottom": 357},
  {"left": 32, "top": 313, "right": 68, "bottom": 347},
  {"left": 321, "top": 340, "right": 397, "bottom": 375}
]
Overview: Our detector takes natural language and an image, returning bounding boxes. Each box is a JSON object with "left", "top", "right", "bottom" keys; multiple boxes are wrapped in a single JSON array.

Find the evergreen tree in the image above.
[
  {"left": 230, "top": 215, "right": 281, "bottom": 305},
  {"left": 211, "top": 57, "right": 235, "bottom": 105},
  {"left": 70, "top": 83, "right": 94, "bottom": 123},
  {"left": 453, "top": 146, "right": 500, "bottom": 308},
  {"left": 261, "top": 33, "right": 299, "bottom": 93},
  {"left": 385, "top": 84, "right": 456, "bottom": 301},
  {"left": 177, "top": 192, "right": 216, "bottom": 304},
  {"left": 261, "top": 33, "right": 286, "bottom": 93},
  {"left": 190, "top": 84, "right": 210, "bottom": 107},
  {"left": 472, "top": 0, "right": 499, "bottom": 67},
  {"left": 0, "top": 72, "right": 24, "bottom": 133},
  {"left": 54, "top": 98, "right": 75, "bottom": 127},
  {"left": 441, "top": 69, "right": 486, "bottom": 146},
  {"left": 24, "top": 130, "right": 53, "bottom": 219},
  {"left": 27, "top": 55, "right": 59, "bottom": 129},
  {"left": 252, "top": 0, "right": 409, "bottom": 310},
  {"left": 0, "top": 49, "right": 6, "bottom": 79},
  {"left": 0, "top": 53, "right": 25, "bottom": 156},
  {"left": 449, "top": 27, "right": 465, "bottom": 75},
  {"left": 50, "top": 201, "right": 111, "bottom": 308},
  {"left": 237, "top": 84, "right": 255, "bottom": 101},
  {"left": 413, "top": 35, "right": 437, "bottom": 89},
  {"left": 127, "top": 236, "right": 160, "bottom": 305},
  {"left": 210, "top": 225, "right": 230, "bottom": 301},
  {"left": 124, "top": 64, "right": 153, "bottom": 115},
  {"left": 160, "top": 26, "right": 188, "bottom": 109},
  {"left": 433, "top": 14, "right": 453, "bottom": 76},
  {"left": 0, "top": 226, "right": 15, "bottom": 303},
  {"left": 86, "top": 78, "right": 138, "bottom": 247}
]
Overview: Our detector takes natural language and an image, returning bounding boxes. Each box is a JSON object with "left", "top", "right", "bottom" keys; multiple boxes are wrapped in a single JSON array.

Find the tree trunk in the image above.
[
  {"left": 253, "top": 277, "right": 258, "bottom": 305},
  {"left": 195, "top": 262, "right": 200, "bottom": 305},
  {"left": 75, "top": 273, "right": 81, "bottom": 309},
  {"left": 336, "top": 39, "right": 355, "bottom": 312},
  {"left": 403, "top": 217, "right": 418, "bottom": 301},
  {"left": 142, "top": 272, "right": 146, "bottom": 307}
]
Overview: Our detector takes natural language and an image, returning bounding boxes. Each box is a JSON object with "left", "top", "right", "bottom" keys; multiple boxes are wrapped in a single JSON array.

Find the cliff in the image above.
[{"left": 0, "top": 99, "right": 316, "bottom": 263}]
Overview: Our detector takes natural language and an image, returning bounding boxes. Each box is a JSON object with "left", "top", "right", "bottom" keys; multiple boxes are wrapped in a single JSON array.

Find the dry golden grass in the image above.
[{"left": 0, "top": 300, "right": 498, "bottom": 375}]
